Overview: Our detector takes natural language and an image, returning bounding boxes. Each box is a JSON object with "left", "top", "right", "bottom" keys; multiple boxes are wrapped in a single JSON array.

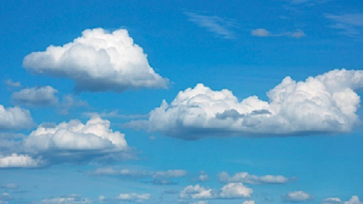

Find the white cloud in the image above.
[
  {"left": 0, "top": 104, "right": 33, "bottom": 130},
  {"left": 218, "top": 171, "right": 289, "bottom": 184},
  {"left": 117, "top": 193, "right": 150, "bottom": 202},
  {"left": 283, "top": 191, "right": 313, "bottom": 202},
  {"left": 325, "top": 14, "right": 363, "bottom": 37},
  {"left": 190, "top": 201, "right": 209, "bottom": 204},
  {"left": 243, "top": 201, "right": 255, "bottom": 204},
  {"left": 220, "top": 183, "right": 253, "bottom": 198},
  {"left": 23, "top": 28, "right": 168, "bottom": 92},
  {"left": 180, "top": 184, "right": 215, "bottom": 200},
  {"left": 322, "top": 197, "right": 342, "bottom": 204},
  {"left": 344, "top": 196, "right": 362, "bottom": 204},
  {"left": 128, "top": 69, "right": 363, "bottom": 139},
  {"left": 198, "top": 171, "right": 209, "bottom": 182},
  {"left": 179, "top": 183, "right": 253, "bottom": 200},
  {"left": 0, "top": 154, "right": 42, "bottom": 168},
  {"left": 251, "top": 28, "right": 305, "bottom": 38},
  {"left": 12, "top": 86, "right": 59, "bottom": 107},
  {"left": 185, "top": 12, "right": 236, "bottom": 39},
  {"left": 24, "top": 116, "right": 127, "bottom": 154},
  {"left": 40, "top": 194, "right": 91, "bottom": 204}
]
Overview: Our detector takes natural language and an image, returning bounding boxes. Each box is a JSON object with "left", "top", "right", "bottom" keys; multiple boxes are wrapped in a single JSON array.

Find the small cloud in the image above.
[
  {"left": 283, "top": 191, "right": 313, "bottom": 202},
  {"left": 1, "top": 183, "right": 19, "bottom": 190},
  {"left": 82, "top": 110, "right": 147, "bottom": 119},
  {"left": 5, "top": 80, "right": 21, "bottom": 88},
  {"left": 0, "top": 154, "right": 43, "bottom": 168},
  {"left": 218, "top": 171, "right": 290, "bottom": 184},
  {"left": 11, "top": 86, "right": 59, "bottom": 107},
  {"left": 185, "top": 12, "right": 236, "bottom": 39},
  {"left": 251, "top": 28, "right": 271, "bottom": 37},
  {"left": 251, "top": 28, "right": 305, "bottom": 38},
  {"left": 40, "top": 194, "right": 91, "bottom": 204}
]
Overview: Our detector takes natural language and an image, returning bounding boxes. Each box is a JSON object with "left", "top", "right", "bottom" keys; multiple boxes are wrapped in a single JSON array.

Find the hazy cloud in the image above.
[
  {"left": 283, "top": 191, "right": 313, "bottom": 202},
  {"left": 251, "top": 28, "right": 306, "bottom": 38},
  {"left": 218, "top": 171, "right": 290, "bottom": 184},
  {"left": 326, "top": 13, "right": 363, "bottom": 37},
  {"left": 185, "top": 12, "right": 236, "bottom": 39}
]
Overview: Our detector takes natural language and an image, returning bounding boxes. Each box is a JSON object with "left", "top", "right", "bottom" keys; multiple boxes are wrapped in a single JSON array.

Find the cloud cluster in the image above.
[
  {"left": 129, "top": 69, "right": 363, "bottom": 139},
  {"left": 23, "top": 28, "right": 168, "bottom": 92},
  {"left": 0, "top": 104, "right": 33, "bottom": 130},
  {"left": 12, "top": 86, "right": 59, "bottom": 107},
  {"left": 283, "top": 191, "right": 313, "bottom": 202},
  {"left": 218, "top": 171, "right": 290, "bottom": 184},
  {"left": 179, "top": 183, "right": 253, "bottom": 200}
]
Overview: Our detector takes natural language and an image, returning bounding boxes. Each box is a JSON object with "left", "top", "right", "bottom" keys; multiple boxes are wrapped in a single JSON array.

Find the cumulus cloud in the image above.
[
  {"left": 40, "top": 194, "right": 91, "bottom": 204},
  {"left": 23, "top": 28, "right": 168, "bottom": 92},
  {"left": 12, "top": 86, "right": 59, "bottom": 107},
  {"left": 0, "top": 154, "right": 42, "bottom": 168},
  {"left": 185, "top": 12, "right": 236, "bottom": 39},
  {"left": 0, "top": 104, "right": 33, "bottom": 130},
  {"left": 344, "top": 196, "right": 362, "bottom": 204},
  {"left": 251, "top": 28, "right": 305, "bottom": 38},
  {"left": 0, "top": 116, "right": 130, "bottom": 168},
  {"left": 128, "top": 69, "right": 363, "bottom": 139},
  {"left": 179, "top": 183, "right": 253, "bottom": 200},
  {"left": 283, "top": 191, "right": 313, "bottom": 202},
  {"left": 218, "top": 171, "right": 290, "bottom": 184},
  {"left": 23, "top": 116, "right": 127, "bottom": 160}
]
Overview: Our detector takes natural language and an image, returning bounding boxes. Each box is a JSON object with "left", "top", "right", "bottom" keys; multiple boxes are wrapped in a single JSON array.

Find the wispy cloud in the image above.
[
  {"left": 185, "top": 12, "right": 236, "bottom": 39},
  {"left": 251, "top": 28, "right": 306, "bottom": 38},
  {"left": 326, "top": 13, "right": 363, "bottom": 37}
]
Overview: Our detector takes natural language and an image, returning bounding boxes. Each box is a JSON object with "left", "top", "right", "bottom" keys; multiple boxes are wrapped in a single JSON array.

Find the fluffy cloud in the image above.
[
  {"left": 0, "top": 116, "right": 129, "bottom": 168},
  {"left": 24, "top": 116, "right": 127, "bottom": 158},
  {"left": 0, "top": 154, "right": 42, "bottom": 168},
  {"left": 283, "top": 191, "right": 313, "bottom": 202},
  {"left": 198, "top": 171, "right": 209, "bottom": 182},
  {"left": 129, "top": 69, "right": 363, "bottom": 139},
  {"left": 12, "top": 86, "right": 58, "bottom": 107},
  {"left": 23, "top": 28, "right": 168, "bottom": 92},
  {"left": 179, "top": 183, "right": 252, "bottom": 200},
  {"left": 5, "top": 79, "right": 21, "bottom": 88},
  {"left": 344, "top": 196, "right": 362, "bottom": 204},
  {"left": 180, "top": 184, "right": 215, "bottom": 200},
  {"left": 219, "top": 183, "right": 253, "bottom": 199},
  {"left": 243, "top": 201, "right": 255, "bottom": 204},
  {"left": 0, "top": 105, "right": 33, "bottom": 130},
  {"left": 218, "top": 171, "right": 290, "bottom": 184}
]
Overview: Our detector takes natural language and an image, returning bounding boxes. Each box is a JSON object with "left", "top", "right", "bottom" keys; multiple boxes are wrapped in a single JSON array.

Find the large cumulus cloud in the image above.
[
  {"left": 23, "top": 28, "right": 168, "bottom": 92},
  {"left": 128, "top": 69, "right": 363, "bottom": 139}
]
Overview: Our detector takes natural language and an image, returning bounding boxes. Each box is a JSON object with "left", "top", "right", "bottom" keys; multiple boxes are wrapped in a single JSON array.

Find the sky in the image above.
[{"left": 0, "top": 0, "right": 363, "bottom": 203}]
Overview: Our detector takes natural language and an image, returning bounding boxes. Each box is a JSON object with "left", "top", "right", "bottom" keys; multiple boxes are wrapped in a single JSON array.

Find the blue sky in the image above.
[{"left": 1, "top": 0, "right": 363, "bottom": 203}]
